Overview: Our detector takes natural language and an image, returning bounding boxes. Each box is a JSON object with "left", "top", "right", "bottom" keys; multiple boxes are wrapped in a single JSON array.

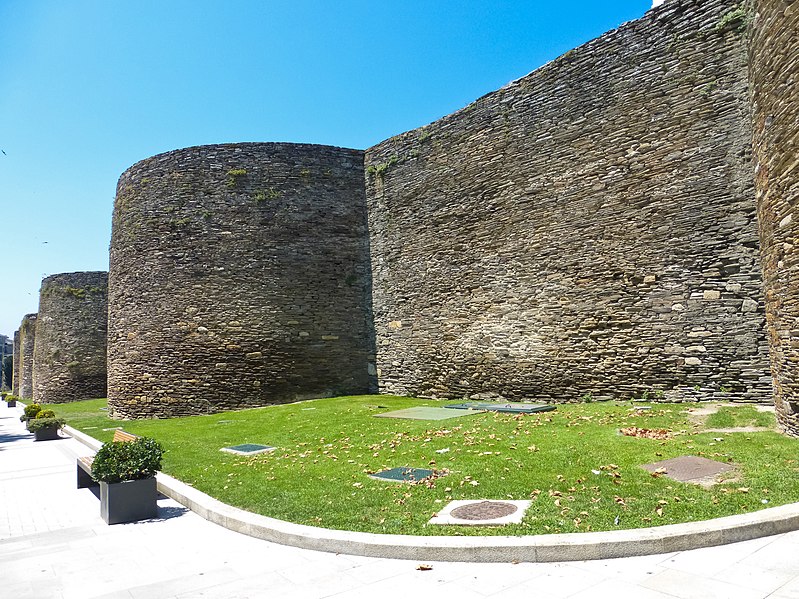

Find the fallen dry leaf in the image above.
[
  {"left": 416, "top": 564, "right": 433, "bottom": 571},
  {"left": 649, "top": 468, "right": 667, "bottom": 479},
  {"left": 620, "top": 427, "right": 672, "bottom": 440}
]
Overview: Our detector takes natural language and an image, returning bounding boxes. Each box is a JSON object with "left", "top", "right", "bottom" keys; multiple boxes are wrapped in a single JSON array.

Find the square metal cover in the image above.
[
  {"left": 374, "top": 407, "right": 475, "bottom": 420},
  {"left": 369, "top": 467, "right": 435, "bottom": 483},
  {"left": 446, "top": 402, "right": 556, "bottom": 414},
  {"left": 220, "top": 443, "right": 276, "bottom": 456}
]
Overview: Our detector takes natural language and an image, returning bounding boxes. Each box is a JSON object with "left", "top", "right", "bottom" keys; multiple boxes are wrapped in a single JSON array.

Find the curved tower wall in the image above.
[
  {"left": 750, "top": 0, "right": 799, "bottom": 433},
  {"left": 108, "top": 143, "right": 374, "bottom": 418},
  {"left": 18, "top": 314, "right": 37, "bottom": 399},
  {"left": 12, "top": 330, "right": 19, "bottom": 396},
  {"left": 365, "top": 0, "right": 770, "bottom": 403},
  {"left": 32, "top": 271, "right": 108, "bottom": 404}
]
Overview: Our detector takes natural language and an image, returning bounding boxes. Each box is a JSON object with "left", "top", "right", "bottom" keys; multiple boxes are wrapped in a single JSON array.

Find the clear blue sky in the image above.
[{"left": 0, "top": 0, "right": 653, "bottom": 338}]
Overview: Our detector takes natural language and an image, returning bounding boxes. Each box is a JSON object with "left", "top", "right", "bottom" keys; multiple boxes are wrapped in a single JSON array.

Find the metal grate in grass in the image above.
[
  {"left": 220, "top": 443, "right": 276, "bottom": 456},
  {"left": 369, "top": 467, "right": 435, "bottom": 483},
  {"left": 429, "top": 500, "right": 532, "bottom": 526}
]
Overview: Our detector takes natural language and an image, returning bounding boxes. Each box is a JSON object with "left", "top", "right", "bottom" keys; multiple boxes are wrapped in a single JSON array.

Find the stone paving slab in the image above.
[
  {"left": 641, "top": 455, "right": 735, "bottom": 485},
  {"left": 373, "top": 407, "right": 477, "bottom": 420}
]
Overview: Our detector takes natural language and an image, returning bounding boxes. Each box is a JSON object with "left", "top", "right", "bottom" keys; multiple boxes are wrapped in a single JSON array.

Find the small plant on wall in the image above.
[
  {"left": 226, "top": 168, "right": 247, "bottom": 188},
  {"left": 715, "top": 4, "right": 748, "bottom": 33},
  {"left": 254, "top": 188, "right": 282, "bottom": 203},
  {"left": 366, "top": 156, "right": 398, "bottom": 181}
]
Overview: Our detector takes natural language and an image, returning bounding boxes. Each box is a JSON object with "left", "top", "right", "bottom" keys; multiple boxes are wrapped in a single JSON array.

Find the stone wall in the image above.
[
  {"left": 12, "top": 330, "right": 19, "bottom": 396},
  {"left": 32, "top": 272, "right": 108, "bottom": 404},
  {"left": 108, "top": 143, "right": 375, "bottom": 418},
  {"left": 18, "top": 314, "right": 37, "bottom": 399},
  {"left": 751, "top": 0, "right": 799, "bottom": 432},
  {"left": 365, "top": 0, "right": 772, "bottom": 403}
]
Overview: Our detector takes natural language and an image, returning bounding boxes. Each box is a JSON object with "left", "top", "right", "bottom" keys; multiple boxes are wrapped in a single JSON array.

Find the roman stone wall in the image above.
[
  {"left": 32, "top": 271, "right": 108, "bottom": 404},
  {"left": 365, "top": 0, "right": 772, "bottom": 403},
  {"left": 18, "top": 314, "right": 37, "bottom": 399},
  {"left": 750, "top": 0, "right": 799, "bottom": 432},
  {"left": 108, "top": 143, "right": 375, "bottom": 418},
  {"left": 12, "top": 330, "right": 19, "bottom": 396}
]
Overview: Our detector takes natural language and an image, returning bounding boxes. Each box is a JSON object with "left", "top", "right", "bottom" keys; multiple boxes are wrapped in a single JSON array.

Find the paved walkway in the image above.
[{"left": 3, "top": 403, "right": 799, "bottom": 599}]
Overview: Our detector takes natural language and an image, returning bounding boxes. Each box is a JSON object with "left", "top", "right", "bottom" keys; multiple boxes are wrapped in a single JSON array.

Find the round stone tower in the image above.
[
  {"left": 32, "top": 272, "right": 108, "bottom": 404},
  {"left": 18, "top": 314, "right": 37, "bottom": 399},
  {"left": 108, "top": 143, "right": 374, "bottom": 418},
  {"left": 751, "top": 0, "right": 799, "bottom": 435}
]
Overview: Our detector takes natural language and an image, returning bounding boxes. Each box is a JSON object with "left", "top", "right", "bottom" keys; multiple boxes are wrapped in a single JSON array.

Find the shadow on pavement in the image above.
[
  {"left": 0, "top": 423, "right": 32, "bottom": 448},
  {"left": 153, "top": 504, "right": 190, "bottom": 521}
]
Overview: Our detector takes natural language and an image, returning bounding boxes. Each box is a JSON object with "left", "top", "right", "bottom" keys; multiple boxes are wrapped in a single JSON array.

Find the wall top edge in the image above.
[{"left": 120, "top": 142, "right": 365, "bottom": 180}]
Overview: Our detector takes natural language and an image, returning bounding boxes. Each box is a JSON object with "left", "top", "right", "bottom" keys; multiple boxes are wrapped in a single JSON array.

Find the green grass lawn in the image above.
[
  {"left": 705, "top": 404, "right": 776, "bottom": 429},
  {"left": 51, "top": 396, "right": 799, "bottom": 537}
]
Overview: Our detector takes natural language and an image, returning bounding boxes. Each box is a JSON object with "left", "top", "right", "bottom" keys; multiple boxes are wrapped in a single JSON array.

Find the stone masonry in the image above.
[
  {"left": 18, "top": 314, "right": 37, "bottom": 400},
  {"left": 108, "top": 143, "right": 375, "bottom": 418},
  {"left": 32, "top": 272, "right": 108, "bottom": 404},
  {"left": 12, "top": 330, "right": 19, "bottom": 396},
  {"left": 751, "top": 0, "right": 799, "bottom": 434},
  {"left": 366, "top": 0, "right": 771, "bottom": 403},
  {"left": 104, "top": 0, "right": 799, "bottom": 424}
]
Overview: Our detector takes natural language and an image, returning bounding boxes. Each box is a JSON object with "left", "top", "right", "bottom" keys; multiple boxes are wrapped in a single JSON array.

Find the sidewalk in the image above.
[{"left": 2, "top": 403, "right": 799, "bottom": 599}]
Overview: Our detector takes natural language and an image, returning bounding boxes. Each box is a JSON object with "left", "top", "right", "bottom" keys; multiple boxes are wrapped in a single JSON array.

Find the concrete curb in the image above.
[{"left": 63, "top": 424, "right": 799, "bottom": 562}]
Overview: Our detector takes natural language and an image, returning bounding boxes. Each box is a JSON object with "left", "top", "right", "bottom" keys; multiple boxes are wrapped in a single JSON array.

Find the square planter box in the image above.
[
  {"left": 5, "top": 400, "right": 16, "bottom": 407},
  {"left": 33, "top": 426, "right": 61, "bottom": 441},
  {"left": 100, "top": 477, "right": 158, "bottom": 525}
]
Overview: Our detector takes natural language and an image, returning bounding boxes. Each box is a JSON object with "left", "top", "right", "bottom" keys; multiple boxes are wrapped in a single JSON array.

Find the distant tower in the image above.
[
  {"left": 12, "top": 330, "right": 20, "bottom": 396},
  {"left": 33, "top": 272, "right": 108, "bottom": 404},
  {"left": 18, "top": 314, "right": 37, "bottom": 399},
  {"left": 0, "top": 334, "right": 11, "bottom": 390}
]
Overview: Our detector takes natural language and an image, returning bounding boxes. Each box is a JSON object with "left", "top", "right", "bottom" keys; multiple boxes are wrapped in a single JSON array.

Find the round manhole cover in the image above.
[{"left": 450, "top": 501, "right": 518, "bottom": 521}]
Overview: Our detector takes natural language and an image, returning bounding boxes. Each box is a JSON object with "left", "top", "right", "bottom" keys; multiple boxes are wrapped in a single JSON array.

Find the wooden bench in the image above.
[{"left": 77, "top": 429, "right": 138, "bottom": 489}]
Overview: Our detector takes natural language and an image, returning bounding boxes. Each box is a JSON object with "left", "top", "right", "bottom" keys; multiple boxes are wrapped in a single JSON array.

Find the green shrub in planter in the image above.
[
  {"left": 36, "top": 409, "right": 56, "bottom": 419},
  {"left": 26, "top": 417, "right": 66, "bottom": 433},
  {"left": 91, "top": 437, "right": 164, "bottom": 484},
  {"left": 20, "top": 403, "right": 42, "bottom": 422}
]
